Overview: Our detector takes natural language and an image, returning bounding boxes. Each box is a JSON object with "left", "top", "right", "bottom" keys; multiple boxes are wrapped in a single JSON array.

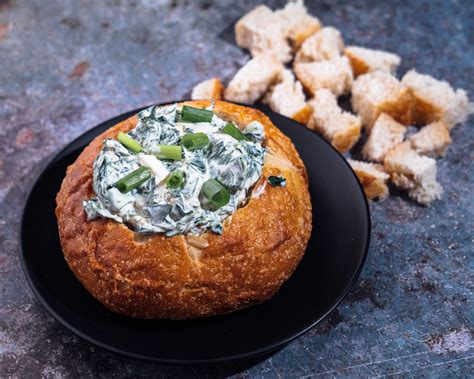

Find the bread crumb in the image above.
[
  {"left": 384, "top": 141, "right": 442, "bottom": 205},
  {"left": 235, "top": 5, "right": 292, "bottom": 63},
  {"left": 345, "top": 46, "right": 401, "bottom": 76},
  {"left": 294, "top": 26, "right": 344, "bottom": 63},
  {"left": 291, "top": 104, "right": 313, "bottom": 125},
  {"left": 348, "top": 159, "right": 389, "bottom": 200},
  {"left": 263, "top": 69, "right": 308, "bottom": 122},
  {"left": 274, "top": 0, "right": 322, "bottom": 51},
  {"left": 224, "top": 55, "right": 283, "bottom": 104},
  {"left": 402, "top": 69, "right": 472, "bottom": 129},
  {"left": 307, "top": 89, "right": 361, "bottom": 152},
  {"left": 362, "top": 113, "right": 406, "bottom": 163},
  {"left": 351, "top": 71, "right": 413, "bottom": 129},
  {"left": 191, "top": 78, "right": 224, "bottom": 100},
  {"left": 409, "top": 120, "right": 452, "bottom": 157},
  {"left": 294, "top": 56, "right": 353, "bottom": 97}
]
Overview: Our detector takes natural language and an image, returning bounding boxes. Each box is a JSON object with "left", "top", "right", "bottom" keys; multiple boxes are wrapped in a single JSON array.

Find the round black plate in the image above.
[{"left": 20, "top": 103, "right": 370, "bottom": 365}]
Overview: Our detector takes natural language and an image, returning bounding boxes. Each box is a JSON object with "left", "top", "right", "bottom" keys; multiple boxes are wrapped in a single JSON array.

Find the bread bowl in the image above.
[{"left": 56, "top": 100, "right": 312, "bottom": 319}]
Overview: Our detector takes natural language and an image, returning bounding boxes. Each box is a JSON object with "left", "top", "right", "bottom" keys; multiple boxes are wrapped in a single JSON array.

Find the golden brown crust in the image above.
[
  {"left": 378, "top": 86, "right": 414, "bottom": 126},
  {"left": 352, "top": 169, "right": 388, "bottom": 200},
  {"left": 56, "top": 100, "right": 312, "bottom": 319},
  {"left": 332, "top": 123, "right": 362, "bottom": 153},
  {"left": 290, "top": 24, "right": 321, "bottom": 51},
  {"left": 344, "top": 49, "right": 370, "bottom": 77},
  {"left": 210, "top": 78, "right": 224, "bottom": 100},
  {"left": 409, "top": 93, "right": 443, "bottom": 126},
  {"left": 291, "top": 104, "right": 312, "bottom": 125}
]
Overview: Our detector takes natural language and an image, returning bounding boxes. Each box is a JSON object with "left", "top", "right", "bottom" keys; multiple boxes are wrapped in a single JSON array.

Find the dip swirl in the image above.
[{"left": 83, "top": 104, "right": 266, "bottom": 236}]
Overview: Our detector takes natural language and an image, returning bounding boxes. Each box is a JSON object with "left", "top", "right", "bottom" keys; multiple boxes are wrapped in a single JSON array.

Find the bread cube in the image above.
[
  {"left": 362, "top": 113, "right": 406, "bottom": 163},
  {"left": 351, "top": 71, "right": 413, "bottom": 129},
  {"left": 191, "top": 78, "right": 224, "bottom": 100},
  {"left": 307, "top": 89, "right": 361, "bottom": 152},
  {"left": 294, "top": 27, "right": 344, "bottom": 63},
  {"left": 294, "top": 56, "right": 353, "bottom": 97},
  {"left": 235, "top": 5, "right": 292, "bottom": 63},
  {"left": 409, "top": 121, "right": 452, "bottom": 157},
  {"left": 384, "top": 141, "right": 442, "bottom": 205},
  {"left": 344, "top": 46, "right": 401, "bottom": 76},
  {"left": 275, "top": 0, "right": 322, "bottom": 50},
  {"left": 263, "top": 69, "right": 310, "bottom": 123},
  {"left": 401, "top": 69, "right": 472, "bottom": 129},
  {"left": 224, "top": 55, "right": 283, "bottom": 104},
  {"left": 347, "top": 159, "right": 390, "bottom": 200}
]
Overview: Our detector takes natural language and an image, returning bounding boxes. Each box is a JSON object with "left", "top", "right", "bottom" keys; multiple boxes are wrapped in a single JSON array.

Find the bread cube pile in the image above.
[{"left": 190, "top": 0, "right": 473, "bottom": 206}]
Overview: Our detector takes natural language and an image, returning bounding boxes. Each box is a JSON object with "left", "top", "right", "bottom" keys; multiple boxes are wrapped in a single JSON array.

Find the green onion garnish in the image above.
[
  {"left": 181, "top": 105, "right": 213, "bottom": 123},
  {"left": 167, "top": 170, "right": 185, "bottom": 189},
  {"left": 182, "top": 132, "right": 209, "bottom": 150},
  {"left": 114, "top": 166, "right": 152, "bottom": 193},
  {"left": 268, "top": 176, "right": 286, "bottom": 187},
  {"left": 221, "top": 122, "right": 249, "bottom": 141},
  {"left": 153, "top": 145, "right": 182, "bottom": 160},
  {"left": 201, "top": 179, "right": 230, "bottom": 209},
  {"left": 117, "top": 132, "right": 142, "bottom": 153}
]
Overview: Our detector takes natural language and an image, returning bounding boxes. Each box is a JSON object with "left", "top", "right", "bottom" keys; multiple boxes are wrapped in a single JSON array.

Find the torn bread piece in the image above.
[
  {"left": 362, "top": 113, "right": 406, "bottom": 163},
  {"left": 294, "top": 26, "right": 344, "bottom": 63},
  {"left": 348, "top": 159, "right": 389, "bottom": 200},
  {"left": 307, "top": 89, "right": 361, "bottom": 152},
  {"left": 351, "top": 71, "right": 413, "bottom": 130},
  {"left": 191, "top": 78, "right": 224, "bottom": 100},
  {"left": 409, "top": 121, "right": 452, "bottom": 157},
  {"left": 224, "top": 55, "right": 283, "bottom": 104},
  {"left": 275, "top": 0, "right": 322, "bottom": 51},
  {"left": 401, "top": 69, "right": 472, "bottom": 129},
  {"left": 235, "top": 5, "right": 292, "bottom": 63},
  {"left": 344, "top": 46, "right": 401, "bottom": 76},
  {"left": 294, "top": 56, "right": 353, "bottom": 97},
  {"left": 263, "top": 69, "right": 311, "bottom": 124},
  {"left": 384, "top": 141, "right": 442, "bottom": 205}
]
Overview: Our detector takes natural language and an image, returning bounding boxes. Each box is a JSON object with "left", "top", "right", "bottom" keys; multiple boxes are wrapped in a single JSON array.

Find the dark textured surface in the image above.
[{"left": 0, "top": 0, "right": 472, "bottom": 377}]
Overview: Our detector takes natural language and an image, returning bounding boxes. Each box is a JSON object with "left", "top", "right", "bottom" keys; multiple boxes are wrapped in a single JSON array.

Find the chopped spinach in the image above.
[{"left": 83, "top": 104, "right": 266, "bottom": 235}]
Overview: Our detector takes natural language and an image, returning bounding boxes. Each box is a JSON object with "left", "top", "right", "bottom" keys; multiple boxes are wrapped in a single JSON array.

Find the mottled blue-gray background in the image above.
[{"left": 0, "top": 0, "right": 472, "bottom": 377}]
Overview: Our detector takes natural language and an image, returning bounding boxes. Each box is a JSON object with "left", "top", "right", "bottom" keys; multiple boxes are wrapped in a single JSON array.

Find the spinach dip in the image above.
[{"left": 83, "top": 104, "right": 266, "bottom": 236}]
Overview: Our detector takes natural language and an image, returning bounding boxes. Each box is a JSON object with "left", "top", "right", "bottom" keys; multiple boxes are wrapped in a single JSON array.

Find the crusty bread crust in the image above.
[
  {"left": 351, "top": 72, "right": 413, "bottom": 129},
  {"left": 55, "top": 100, "right": 312, "bottom": 319},
  {"left": 409, "top": 120, "right": 452, "bottom": 157},
  {"left": 348, "top": 160, "right": 389, "bottom": 200},
  {"left": 292, "top": 104, "right": 312, "bottom": 125},
  {"left": 294, "top": 57, "right": 353, "bottom": 97},
  {"left": 344, "top": 47, "right": 400, "bottom": 77},
  {"left": 345, "top": 49, "right": 370, "bottom": 77},
  {"left": 409, "top": 95, "right": 442, "bottom": 126},
  {"left": 332, "top": 122, "right": 362, "bottom": 153}
]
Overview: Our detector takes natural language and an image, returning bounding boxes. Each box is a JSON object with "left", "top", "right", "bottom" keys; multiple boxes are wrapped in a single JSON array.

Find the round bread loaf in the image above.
[{"left": 56, "top": 100, "right": 312, "bottom": 319}]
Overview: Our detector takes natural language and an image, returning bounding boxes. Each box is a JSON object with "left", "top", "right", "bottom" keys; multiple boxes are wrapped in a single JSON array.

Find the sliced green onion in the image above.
[
  {"left": 182, "top": 132, "right": 209, "bottom": 150},
  {"left": 201, "top": 179, "right": 230, "bottom": 208},
  {"left": 221, "top": 122, "right": 249, "bottom": 141},
  {"left": 167, "top": 170, "right": 185, "bottom": 189},
  {"left": 181, "top": 105, "right": 213, "bottom": 123},
  {"left": 114, "top": 166, "right": 151, "bottom": 193},
  {"left": 153, "top": 145, "right": 182, "bottom": 160},
  {"left": 117, "top": 132, "right": 142, "bottom": 153}
]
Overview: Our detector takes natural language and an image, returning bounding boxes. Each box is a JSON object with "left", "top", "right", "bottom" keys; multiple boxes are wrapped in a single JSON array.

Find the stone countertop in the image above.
[{"left": 1, "top": 0, "right": 472, "bottom": 377}]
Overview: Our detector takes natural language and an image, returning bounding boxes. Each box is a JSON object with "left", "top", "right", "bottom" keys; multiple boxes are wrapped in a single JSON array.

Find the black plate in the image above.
[{"left": 20, "top": 103, "right": 370, "bottom": 365}]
